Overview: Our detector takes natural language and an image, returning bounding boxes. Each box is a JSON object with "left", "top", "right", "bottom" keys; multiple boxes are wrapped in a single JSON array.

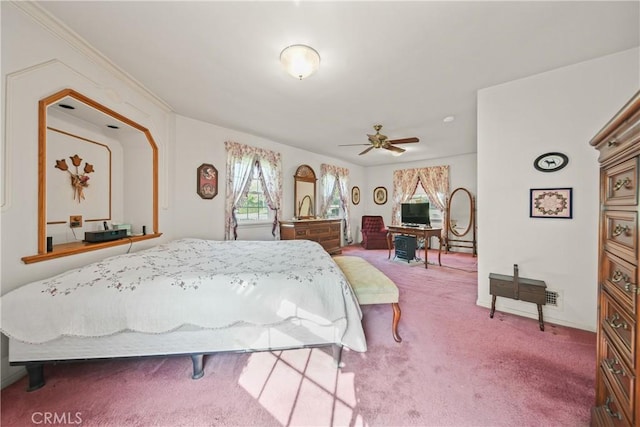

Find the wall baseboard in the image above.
[
  {"left": 1, "top": 356, "right": 26, "bottom": 389},
  {"left": 476, "top": 299, "right": 595, "bottom": 332}
]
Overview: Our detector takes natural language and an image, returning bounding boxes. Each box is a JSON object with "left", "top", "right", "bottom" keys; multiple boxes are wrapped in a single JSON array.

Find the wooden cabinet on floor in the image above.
[
  {"left": 279, "top": 219, "right": 342, "bottom": 255},
  {"left": 590, "top": 90, "right": 640, "bottom": 427}
]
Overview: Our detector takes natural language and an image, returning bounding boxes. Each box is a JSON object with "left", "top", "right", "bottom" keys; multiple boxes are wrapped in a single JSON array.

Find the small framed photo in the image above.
[
  {"left": 197, "top": 163, "right": 218, "bottom": 199},
  {"left": 352, "top": 186, "right": 360, "bottom": 205},
  {"left": 373, "top": 186, "right": 387, "bottom": 205},
  {"left": 530, "top": 187, "right": 572, "bottom": 219}
]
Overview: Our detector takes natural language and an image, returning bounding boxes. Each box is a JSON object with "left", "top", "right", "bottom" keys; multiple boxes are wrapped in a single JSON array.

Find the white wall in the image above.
[
  {"left": 1, "top": 3, "right": 174, "bottom": 386},
  {"left": 477, "top": 47, "right": 639, "bottom": 331},
  {"left": 173, "top": 115, "right": 366, "bottom": 242},
  {"left": 362, "top": 153, "right": 477, "bottom": 242}
]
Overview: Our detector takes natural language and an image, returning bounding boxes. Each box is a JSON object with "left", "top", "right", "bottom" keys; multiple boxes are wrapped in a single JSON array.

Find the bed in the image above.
[{"left": 1, "top": 238, "right": 367, "bottom": 391}]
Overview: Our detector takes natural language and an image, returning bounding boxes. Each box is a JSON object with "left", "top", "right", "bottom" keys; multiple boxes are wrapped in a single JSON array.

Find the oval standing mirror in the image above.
[
  {"left": 22, "top": 88, "right": 160, "bottom": 263},
  {"left": 294, "top": 165, "right": 316, "bottom": 219},
  {"left": 448, "top": 188, "right": 473, "bottom": 237},
  {"left": 445, "top": 187, "right": 477, "bottom": 256}
]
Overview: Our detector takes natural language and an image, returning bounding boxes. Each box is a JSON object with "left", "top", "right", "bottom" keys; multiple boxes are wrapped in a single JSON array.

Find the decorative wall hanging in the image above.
[
  {"left": 533, "top": 152, "right": 569, "bottom": 172},
  {"left": 373, "top": 186, "right": 387, "bottom": 205},
  {"left": 352, "top": 186, "right": 360, "bottom": 205},
  {"left": 55, "top": 154, "right": 94, "bottom": 203},
  {"left": 530, "top": 187, "right": 572, "bottom": 219},
  {"left": 197, "top": 163, "right": 218, "bottom": 199}
]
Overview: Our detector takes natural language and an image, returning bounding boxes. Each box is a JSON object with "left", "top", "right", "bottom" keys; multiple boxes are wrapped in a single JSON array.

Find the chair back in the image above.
[{"left": 362, "top": 215, "right": 385, "bottom": 232}]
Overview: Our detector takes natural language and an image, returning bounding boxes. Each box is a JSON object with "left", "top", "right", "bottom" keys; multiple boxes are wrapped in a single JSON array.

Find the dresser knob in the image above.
[
  {"left": 612, "top": 224, "right": 631, "bottom": 237},
  {"left": 611, "top": 270, "right": 624, "bottom": 283},
  {"left": 606, "top": 313, "right": 627, "bottom": 330},
  {"left": 604, "top": 396, "right": 623, "bottom": 420},
  {"left": 613, "top": 176, "right": 632, "bottom": 191},
  {"left": 624, "top": 282, "right": 640, "bottom": 295},
  {"left": 607, "top": 139, "right": 618, "bottom": 147},
  {"left": 604, "top": 357, "right": 625, "bottom": 376}
]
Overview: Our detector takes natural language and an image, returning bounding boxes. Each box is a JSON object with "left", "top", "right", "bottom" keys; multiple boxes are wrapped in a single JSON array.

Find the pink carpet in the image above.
[{"left": 1, "top": 246, "right": 595, "bottom": 426}]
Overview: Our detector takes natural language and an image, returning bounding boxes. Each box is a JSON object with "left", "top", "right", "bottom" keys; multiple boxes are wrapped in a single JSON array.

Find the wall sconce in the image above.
[{"left": 280, "top": 44, "right": 321, "bottom": 80}]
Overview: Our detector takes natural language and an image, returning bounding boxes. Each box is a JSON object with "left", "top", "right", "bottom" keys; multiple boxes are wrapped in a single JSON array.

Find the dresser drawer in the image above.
[
  {"left": 603, "top": 158, "right": 638, "bottom": 207},
  {"left": 601, "top": 291, "right": 636, "bottom": 366},
  {"left": 594, "top": 367, "right": 633, "bottom": 426},
  {"left": 308, "top": 225, "right": 332, "bottom": 237},
  {"left": 595, "top": 107, "right": 640, "bottom": 164},
  {"left": 604, "top": 211, "right": 638, "bottom": 263},
  {"left": 294, "top": 228, "right": 310, "bottom": 238},
  {"left": 603, "top": 252, "right": 639, "bottom": 315},
  {"left": 599, "top": 334, "right": 636, "bottom": 422}
]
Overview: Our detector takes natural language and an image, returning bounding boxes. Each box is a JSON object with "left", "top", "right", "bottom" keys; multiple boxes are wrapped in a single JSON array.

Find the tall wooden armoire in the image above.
[{"left": 590, "top": 90, "right": 640, "bottom": 426}]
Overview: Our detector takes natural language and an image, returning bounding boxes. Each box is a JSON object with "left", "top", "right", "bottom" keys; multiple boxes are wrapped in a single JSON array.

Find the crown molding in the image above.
[{"left": 10, "top": 1, "right": 173, "bottom": 113}]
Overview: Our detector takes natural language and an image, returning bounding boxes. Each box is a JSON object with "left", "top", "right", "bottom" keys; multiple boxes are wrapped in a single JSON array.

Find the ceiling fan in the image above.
[{"left": 339, "top": 124, "right": 419, "bottom": 155}]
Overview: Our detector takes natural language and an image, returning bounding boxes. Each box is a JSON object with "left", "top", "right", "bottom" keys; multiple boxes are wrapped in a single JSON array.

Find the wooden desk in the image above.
[{"left": 386, "top": 225, "right": 443, "bottom": 269}]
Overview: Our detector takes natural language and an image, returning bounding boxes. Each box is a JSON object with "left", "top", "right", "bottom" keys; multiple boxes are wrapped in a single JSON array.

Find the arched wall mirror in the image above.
[
  {"left": 22, "top": 88, "right": 160, "bottom": 263},
  {"left": 293, "top": 165, "right": 316, "bottom": 219},
  {"left": 445, "top": 187, "right": 477, "bottom": 256}
]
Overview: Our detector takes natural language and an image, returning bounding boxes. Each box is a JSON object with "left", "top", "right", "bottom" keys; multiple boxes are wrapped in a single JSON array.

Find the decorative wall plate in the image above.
[{"left": 533, "top": 152, "right": 569, "bottom": 172}]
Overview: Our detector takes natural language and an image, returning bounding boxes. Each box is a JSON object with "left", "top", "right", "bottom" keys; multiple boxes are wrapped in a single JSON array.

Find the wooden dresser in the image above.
[
  {"left": 590, "top": 90, "right": 640, "bottom": 427},
  {"left": 279, "top": 219, "right": 342, "bottom": 255}
]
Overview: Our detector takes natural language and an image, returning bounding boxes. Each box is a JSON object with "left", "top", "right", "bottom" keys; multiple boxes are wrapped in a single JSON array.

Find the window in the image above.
[
  {"left": 326, "top": 184, "right": 342, "bottom": 218},
  {"left": 235, "top": 163, "right": 270, "bottom": 221},
  {"left": 410, "top": 185, "right": 442, "bottom": 226}
]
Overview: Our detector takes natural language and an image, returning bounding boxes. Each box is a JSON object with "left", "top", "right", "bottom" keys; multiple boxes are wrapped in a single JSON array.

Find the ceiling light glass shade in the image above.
[{"left": 280, "top": 44, "right": 320, "bottom": 80}]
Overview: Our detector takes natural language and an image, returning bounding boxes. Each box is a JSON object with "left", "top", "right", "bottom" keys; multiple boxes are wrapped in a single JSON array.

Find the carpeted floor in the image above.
[{"left": 1, "top": 245, "right": 595, "bottom": 426}]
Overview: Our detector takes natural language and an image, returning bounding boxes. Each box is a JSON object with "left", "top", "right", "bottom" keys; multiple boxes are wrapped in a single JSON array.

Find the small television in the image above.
[{"left": 401, "top": 202, "right": 431, "bottom": 227}]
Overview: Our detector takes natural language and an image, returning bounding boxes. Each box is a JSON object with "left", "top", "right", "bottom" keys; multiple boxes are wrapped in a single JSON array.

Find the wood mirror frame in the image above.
[
  {"left": 448, "top": 187, "right": 473, "bottom": 237},
  {"left": 22, "top": 88, "right": 160, "bottom": 264},
  {"left": 293, "top": 165, "right": 316, "bottom": 219},
  {"left": 445, "top": 187, "right": 477, "bottom": 256}
]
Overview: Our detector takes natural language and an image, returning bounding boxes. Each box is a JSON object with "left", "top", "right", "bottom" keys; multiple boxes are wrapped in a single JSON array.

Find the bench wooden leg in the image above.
[{"left": 391, "top": 302, "right": 402, "bottom": 343}]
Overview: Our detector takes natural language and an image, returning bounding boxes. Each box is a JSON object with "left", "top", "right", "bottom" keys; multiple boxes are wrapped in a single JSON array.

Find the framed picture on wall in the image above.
[
  {"left": 352, "top": 186, "right": 360, "bottom": 205},
  {"left": 197, "top": 163, "right": 218, "bottom": 199},
  {"left": 530, "top": 187, "right": 572, "bottom": 219},
  {"left": 373, "top": 186, "right": 387, "bottom": 205}
]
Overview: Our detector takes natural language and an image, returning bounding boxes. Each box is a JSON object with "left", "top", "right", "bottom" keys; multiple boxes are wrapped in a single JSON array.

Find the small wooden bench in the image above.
[{"left": 333, "top": 255, "right": 402, "bottom": 342}]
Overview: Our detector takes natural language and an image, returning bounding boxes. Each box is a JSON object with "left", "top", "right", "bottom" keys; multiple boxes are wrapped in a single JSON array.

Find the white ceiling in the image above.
[{"left": 36, "top": 1, "right": 639, "bottom": 167}]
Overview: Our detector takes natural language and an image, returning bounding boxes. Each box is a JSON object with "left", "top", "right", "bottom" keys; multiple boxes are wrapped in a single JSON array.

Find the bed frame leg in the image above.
[
  {"left": 190, "top": 354, "right": 204, "bottom": 380},
  {"left": 25, "top": 364, "right": 45, "bottom": 392},
  {"left": 332, "top": 345, "right": 343, "bottom": 368}
]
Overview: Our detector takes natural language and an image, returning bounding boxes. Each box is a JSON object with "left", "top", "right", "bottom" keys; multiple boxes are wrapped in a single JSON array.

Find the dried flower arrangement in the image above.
[{"left": 55, "top": 154, "right": 94, "bottom": 202}]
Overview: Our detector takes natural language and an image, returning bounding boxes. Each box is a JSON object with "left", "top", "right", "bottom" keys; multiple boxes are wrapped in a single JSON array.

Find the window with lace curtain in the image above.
[
  {"left": 224, "top": 141, "right": 282, "bottom": 241},
  {"left": 326, "top": 185, "right": 342, "bottom": 218},
  {"left": 235, "top": 163, "right": 270, "bottom": 222},
  {"left": 408, "top": 185, "right": 442, "bottom": 227}
]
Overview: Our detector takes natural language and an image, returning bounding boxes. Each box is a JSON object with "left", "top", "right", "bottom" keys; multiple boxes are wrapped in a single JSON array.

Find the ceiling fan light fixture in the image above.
[{"left": 280, "top": 44, "right": 320, "bottom": 80}]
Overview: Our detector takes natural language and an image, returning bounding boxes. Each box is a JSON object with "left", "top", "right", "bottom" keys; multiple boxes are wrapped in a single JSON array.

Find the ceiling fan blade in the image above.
[
  {"left": 384, "top": 145, "right": 406, "bottom": 153},
  {"left": 338, "top": 143, "right": 371, "bottom": 146},
  {"left": 388, "top": 137, "right": 419, "bottom": 145},
  {"left": 359, "top": 146, "right": 374, "bottom": 155}
]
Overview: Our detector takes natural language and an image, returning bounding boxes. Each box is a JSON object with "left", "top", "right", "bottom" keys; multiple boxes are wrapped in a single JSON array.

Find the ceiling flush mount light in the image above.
[{"left": 280, "top": 44, "right": 320, "bottom": 80}]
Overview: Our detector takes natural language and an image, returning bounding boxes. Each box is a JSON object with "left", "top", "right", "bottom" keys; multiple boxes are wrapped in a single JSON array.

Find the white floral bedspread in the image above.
[{"left": 0, "top": 239, "right": 366, "bottom": 351}]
